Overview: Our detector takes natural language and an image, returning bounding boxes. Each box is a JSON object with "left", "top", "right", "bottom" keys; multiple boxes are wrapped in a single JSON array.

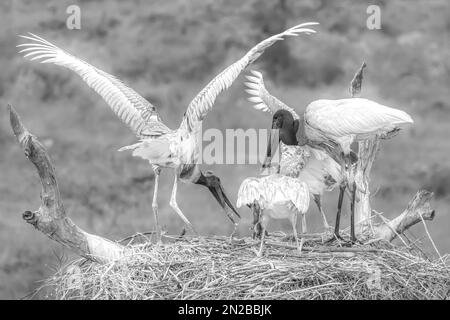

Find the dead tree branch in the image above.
[
  {"left": 374, "top": 190, "right": 435, "bottom": 242},
  {"left": 350, "top": 61, "right": 366, "bottom": 97},
  {"left": 9, "top": 105, "right": 126, "bottom": 264},
  {"left": 349, "top": 62, "right": 436, "bottom": 242}
]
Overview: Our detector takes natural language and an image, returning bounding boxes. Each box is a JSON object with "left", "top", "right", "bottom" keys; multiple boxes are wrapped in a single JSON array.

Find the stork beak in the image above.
[
  {"left": 262, "top": 128, "right": 280, "bottom": 170},
  {"left": 197, "top": 172, "right": 241, "bottom": 224},
  {"left": 208, "top": 177, "right": 241, "bottom": 223}
]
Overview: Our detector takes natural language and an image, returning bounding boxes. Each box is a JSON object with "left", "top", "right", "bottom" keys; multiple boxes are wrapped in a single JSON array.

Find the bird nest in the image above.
[{"left": 36, "top": 233, "right": 450, "bottom": 300}]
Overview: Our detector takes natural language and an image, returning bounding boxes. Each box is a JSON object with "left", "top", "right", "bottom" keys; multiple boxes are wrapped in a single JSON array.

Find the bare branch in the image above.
[
  {"left": 374, "top": 190, "right": 435, "bottom": 242},
  {"left": 350, "top": 61, "right": 366, "bottom": 97},
  {"left": 8, "top": 104, "right": 126, "bottom": 264}
]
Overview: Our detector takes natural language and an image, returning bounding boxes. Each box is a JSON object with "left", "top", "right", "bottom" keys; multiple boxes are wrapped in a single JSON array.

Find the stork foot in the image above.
[
  {"left": 254, "top": 247, "right": 264, "bottom": 258},
  {"left": 178, "top": 228, "right": 187, "bottom": 239},
  {"left": 252, "top": 228, "right": 269, "bottom": 240},
  {"left": 228, "top": 223, "right": 239, "bottom": 243},
  {"left": 155, "top": 228, "right": 167, "bottom": 244},
  {"left": 282, "top": 233, "right": 301, "bottom": 243},
  {"left": 325, "top": 232, "right": 349, "bottom": 246},
  {"left": 297, "top": 239, "right": 305, "bottom": 255},
  {"left": 321, "top": 227, "right": 335, "bottom": 243},
  {"left": 349, "top": 236, "right": 364, "bottom": 245}
]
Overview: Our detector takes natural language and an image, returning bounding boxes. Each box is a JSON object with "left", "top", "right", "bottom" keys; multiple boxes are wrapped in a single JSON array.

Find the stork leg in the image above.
[
  {"left": 169, "top": 173, "right": 198, "bottom": 235},
  {"left": 313, "top": 194, "right": 331, "bottom": 231},
  {"left": 152, "top": 167, "right": 162, "bottom": 243},
  {"left": 333, "top": 183, "right": 346, "bottom": 241},
  {"left": 251, "top": 202, "right": 262, "bottom": 239},
  {"left": 350, "top": 181, "right": 357, "bottom": 243},
  {"left": 257, "top": 214, "right": 268, "bottom": 257},
  {"left": 301, "top": 211, "right": 307, "bottom": 253},
  {"left": 290, "top": 213, "right": 302, "bottom": 254}
]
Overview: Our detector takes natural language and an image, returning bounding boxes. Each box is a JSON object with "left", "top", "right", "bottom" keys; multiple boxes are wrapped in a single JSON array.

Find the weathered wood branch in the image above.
[
  {"left": 9, "top": 105, "right": 127, "bottom": 264},
  {"left": 350, "top": 61, "right": 366, "bottom": 97},
  {"left": 348, "top": 62, "right": 436, "bottom": 242},
  {"left": 374, "top": 190, "right": 435, "bottom": 242}
]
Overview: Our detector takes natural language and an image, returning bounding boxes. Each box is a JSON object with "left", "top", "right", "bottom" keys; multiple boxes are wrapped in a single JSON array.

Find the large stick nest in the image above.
[{"left": 38, "top": 234, "right": 450, "bottom": 300}]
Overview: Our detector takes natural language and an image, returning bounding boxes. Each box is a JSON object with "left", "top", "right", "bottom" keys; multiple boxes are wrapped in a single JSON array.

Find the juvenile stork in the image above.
[
  {"left": 237, "top": 175, "right": 310, "bottom": 256},
  {"left": 18, "top": 22, "right": 318, "bottom": 240},
  {"left": 244, "top": 71, "right": 343, "bottom": 234}
]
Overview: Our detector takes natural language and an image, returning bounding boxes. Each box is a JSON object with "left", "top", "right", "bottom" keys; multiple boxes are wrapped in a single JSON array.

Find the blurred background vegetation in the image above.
[{"left": 0, "top": 0, "right": 449, "bottom": 299}]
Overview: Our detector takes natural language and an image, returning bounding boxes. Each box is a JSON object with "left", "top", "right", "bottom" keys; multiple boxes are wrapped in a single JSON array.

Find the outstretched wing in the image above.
[
  {"left": 17, "top": 33, "right": 170, "bottom": 138},
  {"left": 180, "top": 22, "right": 318, "bottom": 133},
  {"left": 244, "top": 70, "right": 300, "bottom": 120}
]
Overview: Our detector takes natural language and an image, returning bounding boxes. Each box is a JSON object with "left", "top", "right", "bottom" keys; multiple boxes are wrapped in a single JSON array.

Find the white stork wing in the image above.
[
  {"left": 305, "top": 98, "right": 413, "bottom": 138},
  {"left": 244, "top": 70, "right": 300, "bottom": 120},
  {"left": 263, "top": 175, "right": 310, "bottom": 212},
  {"left": 17, "top": 33, "right": 170, "bottom": 138},
  {"left": 180, "top": 22, "right": 318, "bottom": 133},
  {"left": 279, "top": 177, "right": 310, "bottom": 213},
  {"left": 237, "top": 175, "right": 310, "bottom": 214},
  {"left": 236, "top": 177, "right": 262, "bottom": 208}
]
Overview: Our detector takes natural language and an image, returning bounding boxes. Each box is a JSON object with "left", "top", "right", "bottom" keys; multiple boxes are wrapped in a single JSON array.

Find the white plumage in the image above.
[
  {"left": 237, "top": 175, "right": 310, "bottom": 256},
  {"left": 296, "top": 145, "right": 342, "bottom": 195},
  {"left": 237, "top": 175, "right": 310, "bottom": 213},
  {"left": 304, "top": 98, "right": 414, "bottom": 154},
  {"left": 244, "top": 70, "right": 344, "bottom": 231},
  {"left": 303, "top": 97, "right": 413, "bottom": 241},
  {"left": 244, "top": 71, "right": 299, "bottom": 119},
  {"left": 18, "top": 23, "right": 319, "bottom": 240}
]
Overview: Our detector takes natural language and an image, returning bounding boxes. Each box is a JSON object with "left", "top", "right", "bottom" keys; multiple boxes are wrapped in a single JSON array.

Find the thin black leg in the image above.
[
  {"left": 350, "top": 181, "right": 357, "bottom": 243},
  {"left": 334, "top": 184, "right": 346, "bottom": 239}
]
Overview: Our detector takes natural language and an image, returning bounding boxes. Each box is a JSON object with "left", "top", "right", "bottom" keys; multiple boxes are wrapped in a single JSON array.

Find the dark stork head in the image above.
[
  {"left": 272, "top": 109, "right": 299, "bottom": 146},
  {"left": 195, "top": 170, "right": 241, "bottom": 224},
  {"left": 263, "top": 109, "right": 299, "bottom": 168}
]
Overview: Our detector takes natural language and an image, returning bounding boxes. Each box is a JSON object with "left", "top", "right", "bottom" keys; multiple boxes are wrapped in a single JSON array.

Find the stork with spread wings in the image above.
[{"left": 18, "top": 22, "right": 318, "bottom": 240}]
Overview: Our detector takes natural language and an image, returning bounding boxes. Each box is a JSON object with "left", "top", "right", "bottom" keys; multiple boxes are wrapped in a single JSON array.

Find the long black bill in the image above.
[
  {"left": 262, "top": 125, "right": 281, "bottom": 170},
  {"left": 196, "top": 172, "right": 241, "bottom": 224}
]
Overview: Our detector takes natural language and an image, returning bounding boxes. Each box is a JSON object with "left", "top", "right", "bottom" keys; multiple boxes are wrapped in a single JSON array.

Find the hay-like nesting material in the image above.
[{"left": 40, "top": 235, "right": 449, "bottom": 300}]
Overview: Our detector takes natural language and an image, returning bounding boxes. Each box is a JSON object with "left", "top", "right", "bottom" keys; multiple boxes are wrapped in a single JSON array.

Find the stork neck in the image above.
[
  {"left": 179, "top": 164, "right": 202, "bottom": 183},
  {"left": 195, "top": 172, "right": 208, "bottom": 187},
  {"left": 279, "top": 118, "right": 299, "bottom": 146},
  {"left": 280, "top": 130, "right": 298, "bottom": 146}
]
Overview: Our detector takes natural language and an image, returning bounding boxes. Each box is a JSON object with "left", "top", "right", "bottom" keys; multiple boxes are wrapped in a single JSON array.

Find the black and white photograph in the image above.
[{"left": 0, "top": 0, "right": 449, "bottom": 303}]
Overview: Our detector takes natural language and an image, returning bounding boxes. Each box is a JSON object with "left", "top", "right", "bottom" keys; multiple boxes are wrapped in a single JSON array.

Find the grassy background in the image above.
[{"left": 0, "top": 0, "right": 449, "bottom": 299}]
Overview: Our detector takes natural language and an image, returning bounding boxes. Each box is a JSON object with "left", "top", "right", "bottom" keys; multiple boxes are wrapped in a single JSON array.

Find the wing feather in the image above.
[
  {"left": 244, "top": 70, "right": 300, "bottom": 119},
  {"left": 180, "top": 22, "right": 318, "bottom": 132},
  {"left": 287, "top": 179, "right": 310, "bottom": 213},
  {"left": 236, "top": 177, "right": 261, "bottom": 208},
  {"left": 18, "top": 33, "right": 170, "bottom": 137},
  {"left": 305, "top": 98, "right": 413, "bottom": 139}
]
